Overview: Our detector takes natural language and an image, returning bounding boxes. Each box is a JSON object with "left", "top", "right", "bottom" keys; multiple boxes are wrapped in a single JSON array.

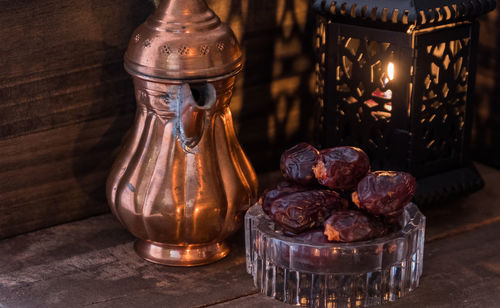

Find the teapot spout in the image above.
[{"left": 177, "top": 82, "right": 217, "bottom": 152}]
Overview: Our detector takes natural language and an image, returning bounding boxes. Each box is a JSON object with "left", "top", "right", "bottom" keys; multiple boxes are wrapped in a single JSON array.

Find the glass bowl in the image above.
[{"left": 245, "top": 203, "right": 425, "bottom": 307}]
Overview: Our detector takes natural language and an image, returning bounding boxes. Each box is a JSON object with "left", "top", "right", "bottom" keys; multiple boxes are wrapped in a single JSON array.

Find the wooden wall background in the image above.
[
  {"left": 0, "top": 0, "right": 497, "bottom": 239},
  {"left": 474, "top": 2, "right": 500, "bottom": 169},
  {"left": 0, "top": 0, "right": 315, "bottom": 239}
]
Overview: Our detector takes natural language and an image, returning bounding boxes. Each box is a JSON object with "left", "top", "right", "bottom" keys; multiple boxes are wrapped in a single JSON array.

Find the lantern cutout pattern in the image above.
[{"left": 313, "top": 0, "right": 496, "bottom": 204}]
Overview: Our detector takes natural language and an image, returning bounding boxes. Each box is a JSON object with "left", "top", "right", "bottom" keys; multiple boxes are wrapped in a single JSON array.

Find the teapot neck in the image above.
[{"left": 155, "top": 0, "right": 210, "bottom": 19}]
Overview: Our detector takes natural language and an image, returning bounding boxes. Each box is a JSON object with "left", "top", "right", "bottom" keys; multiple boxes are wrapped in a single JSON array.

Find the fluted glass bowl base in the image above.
[
  {"left": 245, "top": 203, "right": 426, "bottom": 307},
  {"left": 134, "top": 240, "right": 230, "bottom": 267}
]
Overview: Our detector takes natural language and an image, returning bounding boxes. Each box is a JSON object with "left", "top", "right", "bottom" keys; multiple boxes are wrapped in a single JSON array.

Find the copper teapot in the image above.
[{"left": 106, "top": 0, "right": 258, "bottom": 266}]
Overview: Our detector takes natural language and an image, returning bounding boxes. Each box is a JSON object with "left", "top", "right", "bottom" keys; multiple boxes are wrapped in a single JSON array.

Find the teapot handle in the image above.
[{"left": 176, "top": 82, "right": 217, "bottom": 152}]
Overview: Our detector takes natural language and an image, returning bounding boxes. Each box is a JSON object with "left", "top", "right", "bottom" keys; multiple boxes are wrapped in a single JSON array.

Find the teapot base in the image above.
[{"left": 134, "top": 239, "right": 230, "bottom": 267}]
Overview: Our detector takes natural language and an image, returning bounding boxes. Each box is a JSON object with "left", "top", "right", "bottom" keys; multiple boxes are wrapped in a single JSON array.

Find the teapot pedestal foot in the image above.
[{"left": 134, "top": 239, "right": 230, "bottom": 266}]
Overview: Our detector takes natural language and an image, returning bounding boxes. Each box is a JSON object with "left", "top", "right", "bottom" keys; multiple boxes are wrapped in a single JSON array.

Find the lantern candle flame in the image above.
[{"left": 388, "top": 62, "right": 395, "bottom": 81}]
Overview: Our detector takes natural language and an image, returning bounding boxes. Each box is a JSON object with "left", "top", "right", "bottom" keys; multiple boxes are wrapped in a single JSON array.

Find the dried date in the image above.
[
  {"left": 261, "top": 181, "right": 308, "bottom": 216},
  {"left": 323, "top": 210, "right": 384, "bottom": 242},
  {"left": 280, "top": 143, "right": 320, "bottom": 185},
  {"left": 294, "top": 228, "right": 331, "bottom": 244},
  {"left": 352, "top": 171, "right": 417, "bottom": 216},
  {"left": 270, "top": 190, "right": 348, "bottom": 233},
  {"left": 313, "top": 146, "right": 370, "bottom": 190}
]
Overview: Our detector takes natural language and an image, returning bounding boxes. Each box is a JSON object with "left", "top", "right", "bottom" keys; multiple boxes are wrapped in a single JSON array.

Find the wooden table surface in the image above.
[{"left": 1, "top": 163, "right": 499, "bottom": 308}]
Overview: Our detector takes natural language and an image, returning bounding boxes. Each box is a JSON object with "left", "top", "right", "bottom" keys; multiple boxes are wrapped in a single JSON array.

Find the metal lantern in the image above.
[{"left": 313, "top": 0, "right": 496, "bottom": 204}]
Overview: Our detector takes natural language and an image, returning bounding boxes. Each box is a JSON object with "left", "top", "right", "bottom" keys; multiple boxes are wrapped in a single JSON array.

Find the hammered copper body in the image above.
[{"left": 106, "top": 0, "right": 258, "bottom": 266}]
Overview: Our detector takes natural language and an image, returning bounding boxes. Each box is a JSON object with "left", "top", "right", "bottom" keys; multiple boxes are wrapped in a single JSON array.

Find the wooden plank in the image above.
[
  {"left": 384, "top": 222, "right": 500, "bottom": 308},
  {"left": 0, "top": 114, "right": 134, "bottom": 238},
  {"left": 206, "top": 221, "right": 500, "bottom": 307},
  {"left": 1, "top": 212, "right": 499, "bottom": 307},
  {"left": 0, "top": 0, "right": 314, "bottom": 238},
  {"left": 423, "top": 163, "right": 500, "bottom": 241},
  {"left": 0, "top": 69, "right": 312, "bottom": 238},
  {"left": 0, "top": 0, "right": 310, "bottom": 238},
  {"left": 0, "top": 61, "right": 136, "bottom": 140},
  {"left": 0, "top": 0, "right": 151, "bottom": 237},
  {"left": 0, "top": 0, "right": 150, "bottom": 139},
  {"left": 0, "top": 0, "right": 312, "bottom": 140},
  {"left": 0, "top": 216, "right": 254, "bottom": 308},
  {"left": 0, "top": 0, "right": 152, "bottom": 81},
  {"left": 473, "top": 1, "right": 500, "bottom": 168},
  {"left": 1, "top": 166, "right": 500, "bottom": 307},
  {"left": 207, "top": 0, "right": 310, "bottom": 36}
]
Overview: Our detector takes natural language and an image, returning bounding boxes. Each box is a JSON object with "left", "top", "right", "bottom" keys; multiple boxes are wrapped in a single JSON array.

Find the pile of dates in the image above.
[{"left": 261, "top": 143, "right": 417, "bottom": 243}]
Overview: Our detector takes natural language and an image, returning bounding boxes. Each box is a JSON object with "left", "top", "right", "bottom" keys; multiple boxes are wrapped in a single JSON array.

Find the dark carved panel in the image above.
[
  {"left": 334, "top": 36, "right": 396, "bottom": 161},
  {"left": 314, "top": 16, "right": 328, "bottom": 144},
  {"left": 412, "top": 25, "right": 473, "bottom": 175},
  {"left": 324, "top": 24, "right": 412, "bottom": 170}
]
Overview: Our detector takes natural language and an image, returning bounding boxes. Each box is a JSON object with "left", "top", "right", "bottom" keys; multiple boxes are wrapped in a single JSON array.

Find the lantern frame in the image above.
[{"left": 313, "top": 0, "right": 496, "bottom": 204}]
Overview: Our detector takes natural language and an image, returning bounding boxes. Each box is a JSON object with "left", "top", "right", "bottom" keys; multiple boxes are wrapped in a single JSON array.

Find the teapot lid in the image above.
[{"left": 124, "top": 0, "right": 243, "bottom": 81}]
